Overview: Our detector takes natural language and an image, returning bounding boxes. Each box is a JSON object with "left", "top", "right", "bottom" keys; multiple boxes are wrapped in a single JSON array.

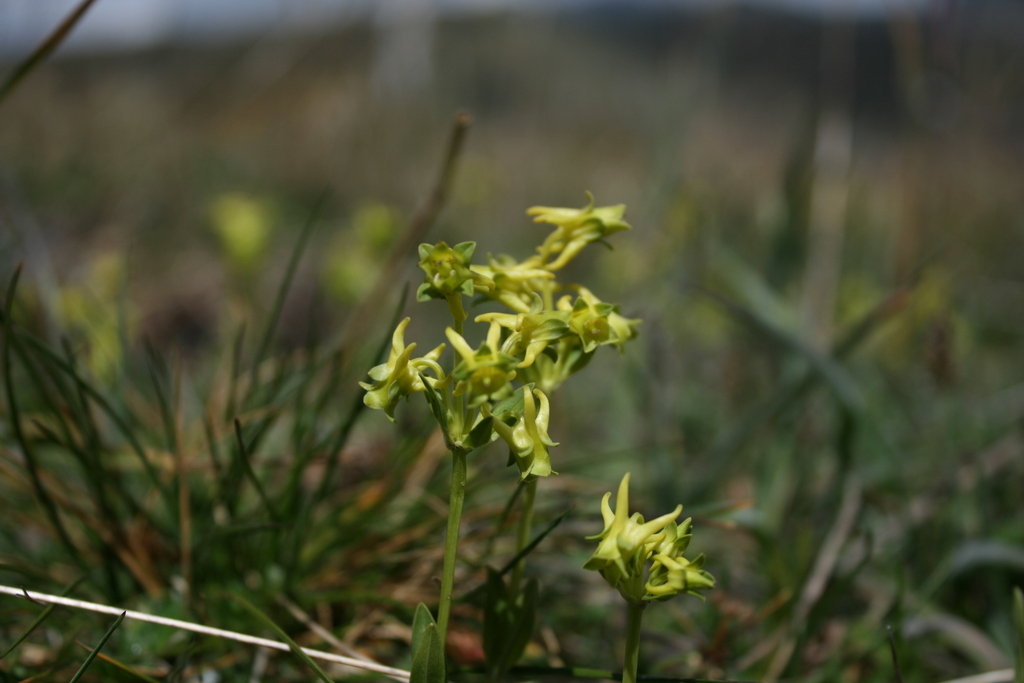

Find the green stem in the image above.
[
  {"left": 509, "top": 478, "right": 537, "bottom": 594},
  {"left": 448, "top": 294, "right": 466, "bottom": 436},
  {"left": 622, "top": 601, "right": 646, "bottom": 683},
  {"left": 437, "top": 446, "right": 468, "bottom": 643}
]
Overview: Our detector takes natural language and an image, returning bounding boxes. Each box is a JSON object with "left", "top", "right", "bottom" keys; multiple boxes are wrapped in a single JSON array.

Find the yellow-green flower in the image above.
[
  {"left": 417, "top": 241, "right": 493, "bottom": 302},
  {"left": 445, "top": 323, "right": 518, "bottom": 405},
  {"left": 359, "top": 318, "right": 447, "bottom": 421},
  {"left": 584, "top": 473, "right": 681, "bottom": 577},
  {"left": 475, "top": 307, "right": 572, "bottom": 369},
  {"left": 528, "top": 193, "right": 632, "bottom": 271},
  {"left": 486, "top": 386, "right": 557, "bottom": 480},
  {"left": 559, "top": 287, "right": 640, "bottom": 353},
  {"left": 471, "top": 253, "right": 555, "bottom": 314},
  {"left": 584, "top": 473, "right": 712, "bottom": 603},
  {"left": 646, "top": 550, "right": 714, "bottom": 600}
]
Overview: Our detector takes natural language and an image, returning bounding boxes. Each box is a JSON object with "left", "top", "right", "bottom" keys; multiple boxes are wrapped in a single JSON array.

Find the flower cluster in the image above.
[
  {"left": 584, "top": 473, "right": 714, "bottom": 604},
  {"left": 360, "top": 195, "right": 640, "bottom": 480}
]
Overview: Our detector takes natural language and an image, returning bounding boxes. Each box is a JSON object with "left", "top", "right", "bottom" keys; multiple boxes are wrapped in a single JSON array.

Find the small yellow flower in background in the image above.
[
  {"left": 210, "top": 193, "right": 272, "bottom": 272},
  {"left": 359, "top": 318, "right": 447, "bottom": 421},
  {"left": 323, "top": 201, "right": 401, "bottom": 302},
  {"left": 584, "top": 473, "right": 714, "bottom": 603},
  {"left": 56, "top": 252, "right": 132, "bottom": 384}
]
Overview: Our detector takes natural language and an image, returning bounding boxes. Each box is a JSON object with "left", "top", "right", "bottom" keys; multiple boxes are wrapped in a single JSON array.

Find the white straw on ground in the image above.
[
  {"left": 0, "top": 584, "right": 411, "bottom": 680},
  {"left": 935, "top": 671, "right": 1014, "bottom": 683}
]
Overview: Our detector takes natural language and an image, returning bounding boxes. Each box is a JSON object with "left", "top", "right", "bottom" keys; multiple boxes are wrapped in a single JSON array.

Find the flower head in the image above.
[
  {"left": 446, "top": 323, "right": 518, "bottom": 406},
  {"left": 583, "top": 473, "right": 713, "bottom": 603},
  {"left": 471, "top": 253, "right": 555, "bottom": 314},
  {"left": 528, "top": 193, "right": 632, "bottom": 271},
  {"left": 476, "top": 302, "right": 572, "bottom": 369},
  {"left": 417, "top": 241, "right": 493, "bottom": 302},
  {"left": 559, "top": 287, "right": 640, "bottom": 353},
  {"left": 485, "top": 386, "right": 558, "bottom": 480}
]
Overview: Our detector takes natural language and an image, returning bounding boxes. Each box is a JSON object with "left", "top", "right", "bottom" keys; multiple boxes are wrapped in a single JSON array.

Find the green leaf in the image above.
[
  {"left": 419, "top": 378, "right": 451, "bottom": 448},
  {"left": 410, "top": 622, "right": 446, "bottom": 683},
  {"left": 491, "top": 384, "right": 529, "bottom": 418},
  {"left": 506, "top": 579, "right": 538, "bottom": 669},
  {"left": 454, "top": 241, "right": 477, "bottom": 261},
  {"left": 483, "top": 570, "right": 537, "bottom": 681},
  {"left": 482, "top": 568, "right": 508, "bottom": 670},
  {"left": 464, "top": 416, "right": 494, "bottom": 450},
  {"left": 417, "top": 282, "right": 437, "bottom": 302},
  {"left": 411, "top": 602, "right": 437, "bottom": 658}
]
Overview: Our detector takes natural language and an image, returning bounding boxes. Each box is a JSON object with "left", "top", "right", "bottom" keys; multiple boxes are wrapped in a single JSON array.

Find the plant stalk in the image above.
[
  {"left": 622, "top": 601, "right": 646, "bottom": 683},
  {"left": 449, "top": 295, "right": 466, "bottom": 436},
  {"left": 437, "top": 446, "right": 468, "bottom": 643},
  {"left": 510, "top": 477, "right": 537, "bottom": 594}
]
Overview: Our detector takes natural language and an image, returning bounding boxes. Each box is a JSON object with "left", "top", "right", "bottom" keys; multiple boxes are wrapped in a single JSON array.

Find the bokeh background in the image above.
[{"left": 2, "top": 1, "right": 1024, "bottom": 682}]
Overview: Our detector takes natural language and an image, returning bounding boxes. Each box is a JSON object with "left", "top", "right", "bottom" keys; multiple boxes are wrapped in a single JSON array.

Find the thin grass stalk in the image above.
[
  {"left": 68, "top": 610, "right": 125, "bottom": 683},
  {"left": 2, "top": 266, "right": 82, "bottom": 564},
  {"left": 72, "top": 641, "right": 162, "bottom": 683},
  {"left": 437, "top": 445, "right": 469, "bottom": 643},
  {"left": 233, "top": 418, "right": 279, "bottom": 524},
  {"left": 11, "top": 324, "right": 173, "bottom": 506},
  {"left": 144, "top": 340, "right": 178, "bottom": 453},
  {"left": 496, "top": 508, "right": 572, "bottom": 578},
  {"left": 249, "top": 191, "right": 327, "bottom": 391},
  {"left": 509, "top": 478, "right": 537, "bottom": 595},
  {"left": 0, "top": 0, "right": 101, "bottom": 105},
  {"left": 225, "top": 322, "right": 245, "bottom": 422},
  {"left": 228, "top": 592, "right": 336, "bottom": 683}
]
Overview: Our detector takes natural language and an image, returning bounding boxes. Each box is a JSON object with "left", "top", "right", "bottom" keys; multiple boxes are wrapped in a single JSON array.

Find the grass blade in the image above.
[
  {"left": 73, "top": 641, "right": 162, "bottom": 683},
  {"left": 227, "top": 592, "right": 336, "bottom": 683},
  {"left": 6, "top": 320, "right": 172, "bottom": 507},
  {"left": 888, "top": 625, "right": 905, "bottom": 683},
  {"left": 1013, "top": 587, "right": 1024, "bottom": 683},
  {"left": 144, "top": 339, "right": 178, "bottom": 453},
  {"left": 498, "top": 507, "right": 573, "bottom": 577},
  {"left": 1, "top": 265, "right": 81, "bottom": 562},
  {"left": 0, "top": 0, "right": 101, "bottom": 106},
  {"left": 691, "top": 283, "right": 863, "bottom": 412},
  {"left": 313, "top": 284, "right": 409, "bottom": 507},
  {"left": 0, "top": 585, "right": 410, "bottom": 679},
  {"left": 0, "top": 577, "right": 84, "bottom": 660},
  {"left": 233, "top": 418, "right": 279, "bottom": 523},
  {"left": 250, "top": 191, "right": 328, "bottom": 384},
  {"left": 67, "top": 611, "right": 125, "bottom": 683},
  {"left": 336, "top": 112, "right": 471, "bottom": 357}
]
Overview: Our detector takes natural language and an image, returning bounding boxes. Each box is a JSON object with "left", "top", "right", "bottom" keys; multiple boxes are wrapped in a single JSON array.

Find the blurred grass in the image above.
[{"left": 1, "top": 6, "right": 1024, "bottom": 683}]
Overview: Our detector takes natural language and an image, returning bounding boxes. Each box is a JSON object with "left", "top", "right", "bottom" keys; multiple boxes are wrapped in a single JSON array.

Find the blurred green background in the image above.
[{"left": 1, "top": 3, "right": 1024, "bottom": 683}]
